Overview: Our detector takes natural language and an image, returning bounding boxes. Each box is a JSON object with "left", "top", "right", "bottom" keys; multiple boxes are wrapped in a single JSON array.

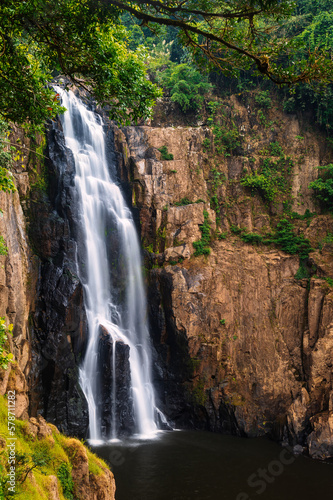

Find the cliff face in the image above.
[
  {"left": 115, "top": 95, "right": 333, "bottom": 459},
  {"left": 0, "top": 124, "right": 116, "bottom": 499}
]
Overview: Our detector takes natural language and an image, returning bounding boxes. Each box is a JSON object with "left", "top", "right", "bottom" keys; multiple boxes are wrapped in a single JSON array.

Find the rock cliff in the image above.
[
  {"left": 0, "top": 123, "right": 116, "bottom": 498},
  {"left": 115, "top": 94, "right": 333, "bottom": 459}
]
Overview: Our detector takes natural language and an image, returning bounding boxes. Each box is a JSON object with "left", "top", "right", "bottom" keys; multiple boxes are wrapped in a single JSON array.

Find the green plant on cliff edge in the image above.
[
  {"left": 309, "top": 164, "right": 333, "bottom": 211},
  {"left": 193, "top": 210, "right": 211, "bottom": 256},
  {"left": 0, "top": 318, "right": 13, "bottom": 370},
  {"left": 158, "top": 146, "right": 174, "bottom": 161},
  {"left": 0, "top": 119, "right": 16, "bottom": 195},
  {"left": 57, "top": 462, "right": 74, "bottom": 500},
  {"left": 0, "top": 237, "right": 8, "bottom": 256},
  {"left": 241, "top": 156, "right": 292, "bottom": 203}
]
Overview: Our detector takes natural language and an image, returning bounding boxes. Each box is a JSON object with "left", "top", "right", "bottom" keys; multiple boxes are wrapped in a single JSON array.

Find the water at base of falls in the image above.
[{"left": 55, "top": 87, "right": 162, "bottom": 442}]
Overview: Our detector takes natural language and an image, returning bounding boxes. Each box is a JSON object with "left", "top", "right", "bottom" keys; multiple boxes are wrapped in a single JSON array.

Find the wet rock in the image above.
[
  {"left": 28, "top": 119, "right": 90, "bottom": 437},
  {"left": 98, "top": 326, "right": 134, "bottom": 438}
]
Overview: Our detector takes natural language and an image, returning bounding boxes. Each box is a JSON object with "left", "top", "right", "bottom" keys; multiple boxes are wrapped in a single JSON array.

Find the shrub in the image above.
[
  {"left": 230, "top": 225, "right": 242, "bottom": 235},
  {"left": 240, "top": 232, "right": 263, "bottom": 245},
  {"left": 309, "top": 164, "right": 333, "bottom": 211},
  {"left": 267, "top": 219, "right": 313, "bottom": 259},
  {"left": 57, "top": 462, "right": 74, "bottom": 500},
  {"left": 241, "top": 156, "right": 292, "bottom": 202},
  {"left": 295, "top": 263, "right": 310, "bottom": 280},
  {"left": 174, "top": 197, "right": 192, "bottom": 206},
  {"left": 254, "top": 90, "right": 272, "bottom": 108},
  {"left": 241, "top": 173, "right": 276, "bottom": 201},
  {"left": 158, "top": 145, "right": 174, "bottom": 160},
  {"left": 193, "top": 210, "right": 211, "bottom": 256}
]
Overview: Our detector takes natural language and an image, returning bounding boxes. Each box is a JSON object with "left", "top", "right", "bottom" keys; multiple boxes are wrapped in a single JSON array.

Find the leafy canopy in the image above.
[
  {"left": 0, "top": 0, "right": 161, "bottom": 126},
  {"left": 160, "top": 63, "right": 213, "bottom": 113},
  {"left": 101, "top": 0, "right": 333, "bottom": 85}
]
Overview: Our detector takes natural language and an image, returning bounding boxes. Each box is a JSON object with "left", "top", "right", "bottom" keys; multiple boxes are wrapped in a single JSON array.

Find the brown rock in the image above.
[
  {"left": 308, "top": 412, "right": 333, "bottom": 459},
  {"left": 46, "top": 475, "right": 61, "bottom": 500}
]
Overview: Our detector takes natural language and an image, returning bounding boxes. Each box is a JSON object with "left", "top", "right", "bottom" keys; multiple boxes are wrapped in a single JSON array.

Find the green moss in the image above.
[{"left": 191, "top": 379, "right": 206, "bottom": 406}]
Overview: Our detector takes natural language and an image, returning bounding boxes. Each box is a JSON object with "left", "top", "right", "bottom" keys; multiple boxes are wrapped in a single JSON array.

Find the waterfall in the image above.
[{"left": 55, "top": 87, "right": 160, "bottom": 443}]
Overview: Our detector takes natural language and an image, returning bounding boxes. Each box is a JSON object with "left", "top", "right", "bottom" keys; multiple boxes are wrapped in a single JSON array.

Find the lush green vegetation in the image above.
[
  {"left": 0, "top": 318, "right": 13, "bottom": 370},
  {"left": 57, "top": 462, "right": 74, "bottom": 500},
  {"left": 160, "top": 64, "right": 212, "bottom": 113},
  {"left": 309, "top": 164, "right": 333, "bottom": 211},
  {"left": 174, "top": 197, "right": 192, "bottom": 207},
  {"left": 0, "top": 393, "right": 108, "bottom": 499},
  {"left": 193, "top": 210, "right": 211, "bottom": 256},
  {"left": 241, "top": 156, "right": 293, "bottom": 203},
  {"left": 0, "top": 237, "right": 8, "bottom": 256},
  {"left": 232, "top": 218, "right": 313, "bottom": 260},
  {"left": 158, "top": 146, "right": 174, "bottom": 161},
  {"left": 113, "top": 0, "right": 333, "bottom": 85}
]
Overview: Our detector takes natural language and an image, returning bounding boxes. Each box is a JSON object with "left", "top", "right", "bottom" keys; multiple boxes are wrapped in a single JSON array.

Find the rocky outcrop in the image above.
[
  {"left": 0, "top": 133, "right": 39, "bottom": 417},
  {"left": 114, "top": 95, "right": 333, "bottom": 458}
]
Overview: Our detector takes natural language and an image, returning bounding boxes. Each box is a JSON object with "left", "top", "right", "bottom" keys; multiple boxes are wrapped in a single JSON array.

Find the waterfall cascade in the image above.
[{"left": 56, "top": 87, "right": 160, "bottom": 443}]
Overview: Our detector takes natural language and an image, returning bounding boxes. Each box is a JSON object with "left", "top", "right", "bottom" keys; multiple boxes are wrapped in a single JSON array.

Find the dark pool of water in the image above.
[{"left": 92, "top": 430, "right": 333, "bottom": 500}]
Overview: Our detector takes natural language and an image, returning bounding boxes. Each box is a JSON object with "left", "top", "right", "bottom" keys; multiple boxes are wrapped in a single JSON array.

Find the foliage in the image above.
[
  {"left": 309, "top": 164, "right": 333, "bottom": 211},
  {"left": 193, "top": 210, "right": 211, "bottom": 256},
  {"left": 206, "top": 102, "right": 242, "bottom": 156},
  {"left": 240, "top": 232, "right": 263, "bottom": 245},
  {"left": 241, "top": 173, "right": 276, "bottom": 202},
  {"left": 241, "top": 156, "right": 293, "bottom": 202},
  {"left": 0, "top": 237, "right": 8, "bottom": 256},
  {"left": 269, "top": 141, "right": 284, "bottom": 156},
  {"left": 0, "top": 0, "right": 161, "bottom": 126},
  {"left": 57, "top": 462, "right": 74, "bottom": 500},
  {"left": 107, "top": 0, "right": 333, "bottom": 85},
  {"left": 254, "top": 90, "right": 272, "bottom": 108},
  {"left": 220, "top": 319, "right": 226, "bottom": 325},
  {"left": 0, "top": 120, "right": 16, "bottom": 194},
  {"left": 0, "top": 393, "right": 106, "bottom": 499},
  {"left": 0, "top": 318, "right": 13, "bottom": 370},
  {"left": 160, "top": 63, "right": 212, "bottom": 113},
  {"left": 174, "top": 197, "right": 192, "bottom": 206},
  {"left": 291, "top": 209, "right": 315, "bottom": 221},
  {"left": 231, "top": 219, "right": 312, "bottom": 260},
  {"left": 230, "top": 225, "right": 242, "bottom": 235},
  {"left": 213, "top": 124, "right": 241, "bottom": 156},
  {"left": 267, "top": 218, "right": 313, "bottom": 259},
  {"left": 158, "top": 146, "right": 174, "bottom": 161},
  {"left": 295, "top": 263, "right": 310, "bottom": 280}
]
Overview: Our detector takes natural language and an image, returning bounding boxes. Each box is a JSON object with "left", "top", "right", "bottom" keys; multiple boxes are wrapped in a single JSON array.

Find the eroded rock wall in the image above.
[{"left": 115, "top": 96, "right": 333, "bottom": 459}]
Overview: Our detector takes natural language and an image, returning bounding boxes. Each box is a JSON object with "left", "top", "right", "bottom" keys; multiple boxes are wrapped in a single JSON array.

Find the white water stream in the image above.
[{"left": 56, "top": 87, "right": 160, "bottom": 443}]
